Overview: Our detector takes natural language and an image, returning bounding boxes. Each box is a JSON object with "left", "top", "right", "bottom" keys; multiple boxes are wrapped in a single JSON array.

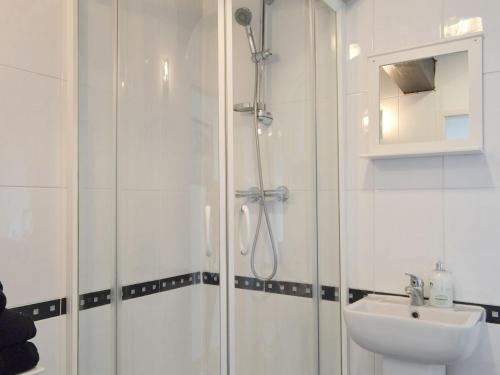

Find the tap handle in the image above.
[{"left": 405, "top": 273, "right": 424, "bottom": 287}]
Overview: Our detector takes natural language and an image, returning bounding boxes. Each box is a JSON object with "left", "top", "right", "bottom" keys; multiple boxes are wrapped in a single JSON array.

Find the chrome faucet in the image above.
[{"left": 405, "top": 273, "right": 425, "bottom": 306}]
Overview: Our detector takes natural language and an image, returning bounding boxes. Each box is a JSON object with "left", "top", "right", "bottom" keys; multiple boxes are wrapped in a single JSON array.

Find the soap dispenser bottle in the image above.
[{"left": 429, "top": 261, "right": 454, "bottom": 308}]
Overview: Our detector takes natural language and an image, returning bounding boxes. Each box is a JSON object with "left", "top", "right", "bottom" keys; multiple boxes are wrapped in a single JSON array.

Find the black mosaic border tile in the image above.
[
  {"left": 235, "top": 275, "right": 265, "bottom": 291},
  {"left": 11, "top": 299, "right": 61, "bottom": 322},
  {"left": 234, "top": 275, "right": 339, "bottom": 301},
  {"left": 80, "top": 289, "right": 112, "bottom": 310},
  {"left": 321, "top": 286, "right": 339, "bottom": 302},
  {"left": 122, "top": 280, "right": 160, "bottom": 301},
  {"left": 456, "top": 301, "right": 500, "bottom": 325},
  {"left": 159, "top": 272, "right": 200, "bottom": 292},
  {"left": 203, "top": 272, "right": 220, "bottom": 285},
  {"left": 349, "top": 288, "right": 500, "bottom": 325},
  {"left": 61, "top": 297, "right": 67, "bottom": 315},
  {"left": 265, "top": 280, "right": 314, "bottom": 298}
]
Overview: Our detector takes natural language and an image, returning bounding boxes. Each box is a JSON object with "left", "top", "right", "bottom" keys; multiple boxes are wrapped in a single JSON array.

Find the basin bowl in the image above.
[{"left": 344, "top": 295, "right": 484, "bottom": 365}]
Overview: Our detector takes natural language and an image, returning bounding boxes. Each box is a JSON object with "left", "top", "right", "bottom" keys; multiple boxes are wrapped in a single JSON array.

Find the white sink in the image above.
[{"left": 344, "top": 295, "right": 484, "bottom": 375}]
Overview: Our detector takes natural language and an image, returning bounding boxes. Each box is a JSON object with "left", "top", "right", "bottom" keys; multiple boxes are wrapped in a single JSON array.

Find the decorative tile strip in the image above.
[
  {"left": 202, "top": 272, "right": 220, "bottom": 286},
  {"left": 11, "top": 299, "right": 62, "bottom": 322},
  {"left": 265, "top": 280, "right": 313, "bottom": 299},
  {"left": 122, "top": 280, "right": 160, "bottom": 301},
  {"left": 159, "top": 272, "right": 200, "bottom": 292},
  {"left": 79, "top": 289, "right": 112, "bottom": 311},
  {"left": 235, "top": 275, "right": 265, "bottom": 291},
  {"left": 321, "top": 286, "right": 339, "bottom": 302}
]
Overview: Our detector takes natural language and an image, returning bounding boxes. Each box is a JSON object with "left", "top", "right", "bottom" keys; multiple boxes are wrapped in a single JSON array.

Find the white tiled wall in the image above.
[
  {"left": 344, "top": 0, "right": 500, "bottom": 373},
  {"left": 0, "top": 0, "right": 72, "bottom": 374}
]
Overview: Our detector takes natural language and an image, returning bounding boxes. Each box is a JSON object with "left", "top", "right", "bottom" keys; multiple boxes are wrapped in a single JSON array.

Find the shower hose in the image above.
[{"left": 249, "top": 61, "right": 279, "bottom": 281}]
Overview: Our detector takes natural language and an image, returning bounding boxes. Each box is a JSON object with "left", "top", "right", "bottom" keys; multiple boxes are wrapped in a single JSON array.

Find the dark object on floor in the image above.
[
  {"left": 0, "top": 292, "right": 5, "bottom": 314},
  {"left": 0, "top": 310, "right": 36, "bottom": 350},
  {"left": 0, "top": 283, "right": 4, "bottom": 313},
  {"left": 0, "top": 342, "right": 39, "bottom": 375}
]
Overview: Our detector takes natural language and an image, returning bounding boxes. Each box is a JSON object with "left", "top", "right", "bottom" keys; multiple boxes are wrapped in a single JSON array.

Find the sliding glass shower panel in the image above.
[
  {"left": 232, "top": 0, "right": 326, "bottom": 374},
  {"left": 116, "top": 1, "right": 221, "bottom": 374},
  {"left": 230, "top": 0, "right": 340, "bottom": 374}
]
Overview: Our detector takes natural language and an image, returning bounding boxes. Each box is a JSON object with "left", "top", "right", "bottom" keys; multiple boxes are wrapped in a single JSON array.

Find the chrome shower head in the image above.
[
  {"left": 235, "top": 7, "right": 252, "bottom": 27},
  {"left": 234, "top": 7, "right": 258, "bottom": 58}
]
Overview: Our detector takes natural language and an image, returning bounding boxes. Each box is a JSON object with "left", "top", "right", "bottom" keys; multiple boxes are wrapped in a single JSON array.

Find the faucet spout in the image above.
[{"left": 405, "top": 273, "right": 425, "bottom": 307}]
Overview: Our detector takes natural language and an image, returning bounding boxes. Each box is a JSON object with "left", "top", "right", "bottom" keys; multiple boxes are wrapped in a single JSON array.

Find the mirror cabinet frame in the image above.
[{"left": 364, "top": 34, "right": 483, "bottom": 159}]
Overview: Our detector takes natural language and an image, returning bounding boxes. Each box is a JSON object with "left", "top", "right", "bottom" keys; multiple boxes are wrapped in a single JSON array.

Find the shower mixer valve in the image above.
[{"left": 235, "top": 186, "right": 289, "bottom": 202}]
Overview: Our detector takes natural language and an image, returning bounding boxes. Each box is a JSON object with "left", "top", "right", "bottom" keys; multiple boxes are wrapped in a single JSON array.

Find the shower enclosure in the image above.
[{"left": 78, "top": 0, "right": 341, "bottom": 374}]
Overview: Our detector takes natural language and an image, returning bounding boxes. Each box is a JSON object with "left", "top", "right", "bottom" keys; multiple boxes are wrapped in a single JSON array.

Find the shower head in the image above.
[
  {"left": 235, "top": 7, "right": 252, "bottom": 26},
  {"left": 234, "top": 7, "right": 258, "bottom": 58}
]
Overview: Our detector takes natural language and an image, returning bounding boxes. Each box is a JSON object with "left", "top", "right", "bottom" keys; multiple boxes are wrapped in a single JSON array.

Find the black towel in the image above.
[
  {"left": 0, "top": 342, "right": 39, "bottom": 375},
  {"left": 0, "top": 292, "right": 5, "bottom": 314},
  {"left": 0, "top": 283, "right": 6, "bottom": 313},
  {"left": 0, "top": 310, "right": 36, "bottom": 350}
]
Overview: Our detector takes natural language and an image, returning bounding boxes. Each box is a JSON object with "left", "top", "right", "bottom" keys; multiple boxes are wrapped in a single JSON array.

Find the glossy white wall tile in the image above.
[
  {"left": 443, "top": 0, "right": 500, "bottom": 74},
  {"left": 79, "top": 85, "right": 116, "bottom": 190},
  {"left": 444, "top": 72, "right": 500, "bottom": 189},
  {"left": 32, "top": 316, "right": 67, "bottom": 375},
  {"left": 0, "top": 66, "right": 65, "bottom": 188},
  {"left": 373, "top": 157, "right": 443, "bottom": 190},
  {"left": 345, "top": 190, "right": 374, "bottom": 290},
  {"left": 344, "top": 93, "right": 373, "bottom": 190},
  {"left": 235, "top": 290, "right": 316, "bottom": 375},
  {"left": 159, "top": 190, "right": 204, "bottom": 277},
  {"left": 0, "top": 187, "right": 66, "bottom": 306},
  {"left": 318, "top": 190, "right": 340, "bottom": 286},
  {"left": 373, "top": 190, "right": 444, "bottom": 295},
  {"left": 78, "top": 0, "right": 116, "bottom": 90},
  {"left": 266, "top": 0, "right": 314, "bottom": 104},
  {"left": 317, "top": 99, "right": 340, "bottom": 191},
  {"left": 118, "top": 296, "right": 163, "bottom": 375},
  {"left": 79, "top": 306, "right": 115, "bottom": 375},
  {"left": 372, "top": 0, "right": 442, "bottom": 54},
  {"left": 79, "top": 189, "right": 115, "bottom": 293},
  {"left": 320, "top": 302, "right": 342, "bottom": 374},
  {"left": 0, "top": 0, "right": 65, "bottom": 78},
  {"left": 118, "top": 190, "right": 162, "bottom": 285},
  {"left": 444, "top": 189, "right": 500, "bottom": 305},
  {"left": 348, "top": 338, "right": 374, "bottom": 375},
  {"left": 345, "top": 0, "right": 373, "bottom": 94},
  {"left": 260, "top": 100, "right": 315, "bottom": 191}
]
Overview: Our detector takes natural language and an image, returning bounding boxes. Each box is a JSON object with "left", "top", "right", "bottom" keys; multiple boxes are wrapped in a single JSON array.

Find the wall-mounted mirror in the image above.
[{"left": 365, "top": 35, "right": 483, "bottom": 158}]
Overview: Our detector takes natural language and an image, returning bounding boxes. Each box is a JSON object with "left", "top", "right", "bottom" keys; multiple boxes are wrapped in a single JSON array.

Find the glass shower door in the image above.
[
  {"left": 78, "top": 1, "right": 340, "bottom": 374},
  {"left": 78, "top": 1, "right": 224, "bottom": 374},
  {"left": 229, "top": 0, "right": 341, "bottom": 374},
  {"left": 116, "top": 1, "right": 222, "bottom": 374}
]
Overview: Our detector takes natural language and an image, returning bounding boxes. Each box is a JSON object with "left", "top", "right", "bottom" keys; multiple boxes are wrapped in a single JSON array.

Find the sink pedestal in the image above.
[{"left": 382, "top": 357, "right": 445, "bottom": 375}]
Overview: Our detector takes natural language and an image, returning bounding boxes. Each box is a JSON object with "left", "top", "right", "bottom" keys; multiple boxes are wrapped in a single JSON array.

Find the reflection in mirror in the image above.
[{"left": 379, "top": 51, "right": 469, "bottom": 144}]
